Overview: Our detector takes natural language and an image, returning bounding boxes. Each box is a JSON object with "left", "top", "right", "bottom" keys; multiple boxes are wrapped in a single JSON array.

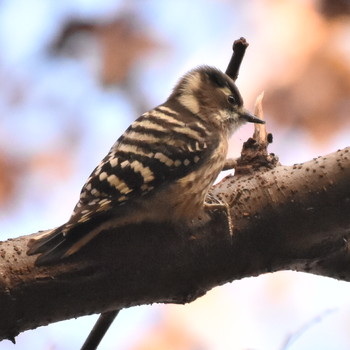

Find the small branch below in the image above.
[{"left": 80, "top": 310, "right": 120, "bottom": 350}]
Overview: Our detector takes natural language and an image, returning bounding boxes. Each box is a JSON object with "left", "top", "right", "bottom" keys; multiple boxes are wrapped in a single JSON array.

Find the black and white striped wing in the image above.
[
  {"left": 27, "top": 105, "right": 216, "bottom": 264},
  {"left": 72, "top": 105, "right": 216, "bottom": 222}
]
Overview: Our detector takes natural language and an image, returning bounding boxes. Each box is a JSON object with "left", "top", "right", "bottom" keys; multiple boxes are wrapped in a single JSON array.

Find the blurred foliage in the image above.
[
  {"left": 0, "top": 152, "right": 19, "bottom": 208},
  {"left": 51, "top": 15, "right": 159, "bottom": 85},
  {"left": 264, "top": 48, "right": 350, "bottom": 144},
  {"left": 317, "top": 0, "right": 350, "bottom": 18},
  {"left": 261, "top": 0, "right": 350, "bottom": 145}
]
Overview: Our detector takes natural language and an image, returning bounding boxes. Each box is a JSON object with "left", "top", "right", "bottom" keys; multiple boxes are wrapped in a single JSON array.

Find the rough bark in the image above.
[{"left": 0, "top": 145, "right": 349, "bottom": 341}]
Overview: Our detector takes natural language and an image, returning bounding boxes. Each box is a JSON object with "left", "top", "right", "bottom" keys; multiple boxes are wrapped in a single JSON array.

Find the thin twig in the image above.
[
  {"left": 225, "top": 37, "right": 249, "bottom": 81},
  {"left": 80, "top": 310, "right": 120, "bottom": 350}
]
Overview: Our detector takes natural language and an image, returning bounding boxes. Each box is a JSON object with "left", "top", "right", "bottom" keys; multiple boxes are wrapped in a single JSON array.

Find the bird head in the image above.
[{"left": 171, "top": 66, "right": 265, "bottom": 135}]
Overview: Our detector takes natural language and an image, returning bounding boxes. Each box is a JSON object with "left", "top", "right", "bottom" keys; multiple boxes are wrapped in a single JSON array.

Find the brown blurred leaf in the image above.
[
  {"left": 264, "top": 48, "right": 350, "bottom": 144},
  {"left": 0, "top": 148, "right": 73, "bottom": 210},
  {"left": 29, "top": 150, "right": 73, "bottom": 181},
  {"left": 52, "top": 16, "right": 159, "bottom": 85},
  {"left": 0, "top": 152, "right": 20, "bottom": 208},
  {"left": 318, "top": 0, "right": 350, "bottom": 19},
  {"left": 98, "top": 18, "right": 158, "bottom": 85}
]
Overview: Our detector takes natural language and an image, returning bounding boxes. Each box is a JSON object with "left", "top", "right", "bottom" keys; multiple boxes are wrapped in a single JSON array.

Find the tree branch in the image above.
[{"left": 0, "top": 144, "right": 349, "bottom": 341}]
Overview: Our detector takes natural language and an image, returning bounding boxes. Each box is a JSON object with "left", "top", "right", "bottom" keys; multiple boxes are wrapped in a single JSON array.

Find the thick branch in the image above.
[{"left": 0, "top": 147, "right": 349, "bottom": 341}]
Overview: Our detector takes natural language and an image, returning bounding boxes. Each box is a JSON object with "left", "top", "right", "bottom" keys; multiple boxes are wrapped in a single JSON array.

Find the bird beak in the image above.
[{"left": 240, "top": 109, "right": 265, "bottom": 124}]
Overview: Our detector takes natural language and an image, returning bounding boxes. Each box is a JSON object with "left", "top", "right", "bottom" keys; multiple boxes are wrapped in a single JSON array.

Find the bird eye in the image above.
[{"left": 227, "top": 95, "right": 236, "bottom": 104}]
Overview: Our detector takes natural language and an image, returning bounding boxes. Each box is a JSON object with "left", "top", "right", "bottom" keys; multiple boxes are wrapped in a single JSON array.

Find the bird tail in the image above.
[
  {"left": 27, "top": 226, "right": 72, "bottom": 266},
  {"left": 27, "top": 211, "right": 113, "bottom": 266}
]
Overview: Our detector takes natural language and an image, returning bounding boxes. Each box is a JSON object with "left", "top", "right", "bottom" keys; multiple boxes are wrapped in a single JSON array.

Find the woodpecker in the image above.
[{"left": 27, "top": 65, "right": 264, "bottom": 265}]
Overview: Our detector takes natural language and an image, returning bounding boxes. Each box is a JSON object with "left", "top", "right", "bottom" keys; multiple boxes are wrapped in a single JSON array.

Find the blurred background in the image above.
[{"left": 1, "top": 0, "right": 350, "bottom": 349}]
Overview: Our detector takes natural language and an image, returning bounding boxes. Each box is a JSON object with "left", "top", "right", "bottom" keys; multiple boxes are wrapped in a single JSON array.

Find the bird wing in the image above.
[
  {"left": 27, "top": 112, "right": 218, "bottom": 265},
  {"left": 70, "top": 110, "right": 217, "bottom": 221}
]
